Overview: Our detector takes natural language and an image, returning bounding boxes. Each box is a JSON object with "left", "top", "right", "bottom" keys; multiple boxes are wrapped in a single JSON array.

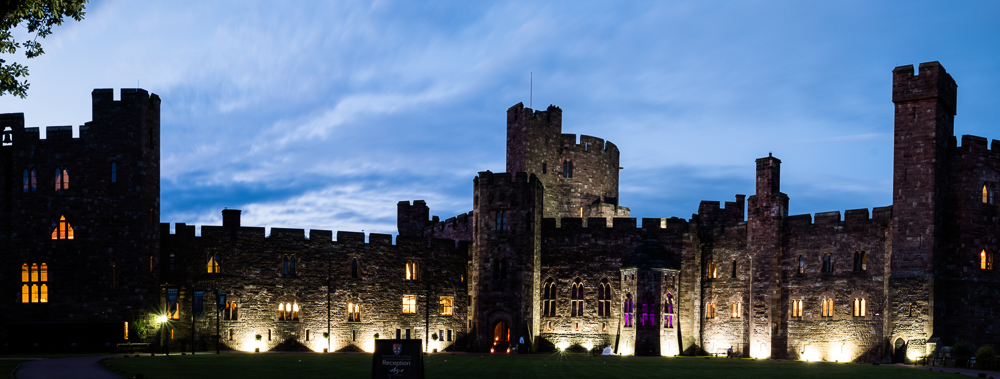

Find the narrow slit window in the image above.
[
  {"left": 30, "top": 169, "right": 36, "bottom": 191},
  {"left": 981, "top": 250, "right": 993, "bottom": 270},
  {"left": 111, "top": 162, "right": 117, "bottom": 183},
  {"left": 351, "top": 258, "right": 359, "bottom": 278},
  {"left": 22, "top": 169, "right": 28, "bottom": 192}
]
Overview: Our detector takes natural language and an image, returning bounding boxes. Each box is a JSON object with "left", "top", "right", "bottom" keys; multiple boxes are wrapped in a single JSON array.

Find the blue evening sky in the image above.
[{"left": 1, "top": 1, "right": 998, "bottom": 236}]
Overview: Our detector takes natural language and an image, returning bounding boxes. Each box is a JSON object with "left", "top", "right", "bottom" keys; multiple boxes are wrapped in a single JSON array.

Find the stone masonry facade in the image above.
[{"left": 1, "top": 62, "right": 997, "bottom": 362}]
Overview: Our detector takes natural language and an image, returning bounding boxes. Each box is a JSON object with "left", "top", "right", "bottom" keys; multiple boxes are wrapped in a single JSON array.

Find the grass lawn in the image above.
[
  {"left": 1, "top": 359, "right": 30, "bottom": 379},
  {"left": 102, "top": 353, "right": 967, "bottom": 379}
]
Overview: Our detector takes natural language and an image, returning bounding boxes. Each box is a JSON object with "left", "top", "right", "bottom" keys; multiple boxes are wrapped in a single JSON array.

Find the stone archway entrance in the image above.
[
  {"left": 491, "top": 321, "right": 509, "bottom": 353},
  {"left": 893, "top": 337, "right": 907, "bottom": 363}
]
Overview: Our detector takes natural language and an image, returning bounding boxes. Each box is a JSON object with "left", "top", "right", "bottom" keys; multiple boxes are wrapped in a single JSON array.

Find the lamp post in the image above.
[{"left": 157, "top": 314, "right": 169, "bottom": 356}]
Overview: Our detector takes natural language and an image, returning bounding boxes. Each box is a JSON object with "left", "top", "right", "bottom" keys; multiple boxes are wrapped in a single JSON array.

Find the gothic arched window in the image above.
[{"left": 51, "top": 216, "right": 74, "bottom": 240}]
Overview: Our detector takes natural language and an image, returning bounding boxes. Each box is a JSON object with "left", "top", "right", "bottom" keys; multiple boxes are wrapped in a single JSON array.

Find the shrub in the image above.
[{"left": 976, "top": 345, "right": 996, "bottom": 369}]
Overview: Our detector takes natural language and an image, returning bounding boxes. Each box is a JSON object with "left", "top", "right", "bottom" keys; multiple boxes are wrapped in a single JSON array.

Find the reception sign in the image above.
[{"left": 372, "top": 339, "right": 423, "bottom": 379}]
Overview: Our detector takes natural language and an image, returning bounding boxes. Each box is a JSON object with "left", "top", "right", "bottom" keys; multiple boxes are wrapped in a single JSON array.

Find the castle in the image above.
[{"left": 1, "top": 62, "right": 997, "bottom": 362}]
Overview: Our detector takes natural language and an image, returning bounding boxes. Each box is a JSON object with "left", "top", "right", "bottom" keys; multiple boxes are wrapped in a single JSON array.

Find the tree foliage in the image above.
[{"left": 1, "top": 0, "right": 86, "bottom": 98}]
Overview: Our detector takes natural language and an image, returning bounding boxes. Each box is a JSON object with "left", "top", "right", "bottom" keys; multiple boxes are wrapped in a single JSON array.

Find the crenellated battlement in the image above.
[
  {"left": 784, "top": 206, "right": 892, "bottom": 230},
  {"left": 696, "top": 195, "right": 746, "bottom": 227},
  {"left": 165, "top": 221, "right": 465, "bottom": 251},
  {"left": 955, "top": 134, "right": 1000, "bottom": 156},
  {"left": 541, "top": 216, "right": 688, "bottom": 231}
]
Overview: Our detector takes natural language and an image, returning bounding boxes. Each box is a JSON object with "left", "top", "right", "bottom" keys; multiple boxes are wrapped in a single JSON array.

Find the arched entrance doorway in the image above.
[
  {"left": 491, "top": 321, "right": 509, "bottom": 353},
  {"left": 893, "top": 337, "right": 907, "bottom": 363}
]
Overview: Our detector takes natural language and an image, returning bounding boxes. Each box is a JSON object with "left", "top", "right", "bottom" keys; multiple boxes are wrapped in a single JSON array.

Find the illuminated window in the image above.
[
  {"left": 402, "top": 295, "right": 417, "bottom": 314},
  {"left": 597, "top": 279, "right": 612, "bottom": 317},
  {"left": 405, "top": 262, "right": 418, "bottom": 280},
  {"left": 348, "top": 302, "right": 361, "bottom": 322},
  {"left": 981, "top": 250, "right": 993, "bottom": 270},
  {"left": 731, "top": 302, "right": 742, "bottom": 318},
  {"left": 853, "top": 251, "right": 867, "bottom": 271},
  {"left": 207, "top": 254, "right": 220, "bottom": 273},
  {"left": 22, "top": 169, "right": 28, "bottom": 192},
  {"left": 30, "top": 169, "right": 36, "bottom": 191},
  {"left": 563, "top": 161, "right": 573, "bottom": 178},
  {"left": 169, "top": 300, "right": 180, "bottom": 320},
  {"left": 624, "top": 293, "right": 633, "bottom": 327},
  {"left": 706, "top": 303, "right": 715, "bottom": 318},
  {"left": 822, "top": 253, "right": 833, "bottom": 273},
  {"left": 50, "top": 216, "right": 74, "bottom": 240},
  {"left": 821, "top": 298, "right": 833, "bottom": 317},
  {"left": 664, "top": 293, "right": 674, "bottom": 328},
  {"left": 282, "top": 254, "right": 296, "bottom": 276},
  {"left": 278, "top": 302, "right": 299, "bottom": 321},
  {"left": 224, "top": 301, "right": 238, "bottom": 320},
  {"left": 853, "top": 298, "right": 866, "bottom": 317},
  {"left": 571, "top": 279, "right": 584, "bottom": 317},
  {"left": 54, "top": 167, "right": 68, "bottom": 191},
  {"left": 542, "top": 278, "right": 556, "bottom": 316},
  {"left": 111, "top": 162, "right": 117, "bottom": 183},
  {"left": 707, "top": 262, "right": 717, "bottom": 279},
  {"left": 798, "top": 255, "right": 804, "bottom": 274},
  {"left": 351, "top": 258, "right": 359, "bottom": 278},
  {"left": 640, "top": 293, "right": 655, "bottom": 327},
  {"left": 791, "top": 300, "right": 803, "bottom": 318},
  {"left": 439, "top": 297, "right": 454, "bottom": 316},
  {"left": 495, "top": 211, "right": 507, "bottom": 231},
  {"left": 125, "top": 322, "right": 129, "bottom": 340},
  {"left": 21, "top": 262, "right": 49, "bottom": 303}
]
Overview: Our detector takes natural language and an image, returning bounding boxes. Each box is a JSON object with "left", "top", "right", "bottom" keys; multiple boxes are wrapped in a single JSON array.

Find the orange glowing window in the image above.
[
  {"left": 21, "top": 263, "right": 28, "bottom": 282},
  {"left": 402, "top": 295, "right": 417, "bottom": 314},
  {"left": 30, "top": 284, "right": 38, "bottom": 303},
  {"left": 981, "top": 250, "right": 993, "bottom": 270},
  {"left": 207, "top": 254, "right": 220, "bottom": 273},
  {"left": 708, "top": 262, "right": 717, "bottom": 279},
  {"left": 40, "top": 284, "right": 48, "bottom": 303},
  {"left": 984, "top": 185, "right": 990, "bottom": 203},
  {"left": 853, "top": 298, "right": 866, "bottom": 317},
  {"left": 125, "top": 322, "right": 129, "bottom": 340},
  {"left": 21, "top": 284, "right": 29, "bottom": 303},
  {"left": 30, "top": 263, "right": 38, "bottom": 282},
  {"left": 439, "top": 297, "right": 454, "bottom": 316},
  {"left": 405, "top": 262, "right": 419, "bottom": 280},
  {"left": 51, "top": 216, "right": 74, "bottom": 240},
  {"left": 821, "top": 299, "right": 833, "bottom": 317},
  {"left": 792, "top": 300, "right": 803, "bottom": 317},
  {"left": 731, "top": 302, "right": 742, "bottom": 318},
  {"left": 40, "top": 263, "right": 47, "bottom": 281}
]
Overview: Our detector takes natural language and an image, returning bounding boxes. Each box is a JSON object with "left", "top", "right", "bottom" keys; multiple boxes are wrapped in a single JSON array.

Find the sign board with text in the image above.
[{"left": 372, "top": 339, "right": 423, "bottom": 379}]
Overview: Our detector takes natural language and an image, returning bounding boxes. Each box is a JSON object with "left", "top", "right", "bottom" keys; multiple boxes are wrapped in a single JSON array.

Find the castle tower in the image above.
[
  {"left": 470, "top": 171, "right": 543, "bottom": 351},
  {"left": 505, "top": 103, "right": 627, "bottom": 222},
  {"left": 745, "top": 154, "right": 789, "bottom": 358},
  {"left": 0, "top": 89, "right": 161, "bottom": 350},
  {"left": 889, "top": 62, "right": 957, "bottom": 356}
]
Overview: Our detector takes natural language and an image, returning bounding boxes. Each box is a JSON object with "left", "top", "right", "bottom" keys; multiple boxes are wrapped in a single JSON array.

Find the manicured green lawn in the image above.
[{"left": 101, "top": 353, "right": 968, "bottom": 379}]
